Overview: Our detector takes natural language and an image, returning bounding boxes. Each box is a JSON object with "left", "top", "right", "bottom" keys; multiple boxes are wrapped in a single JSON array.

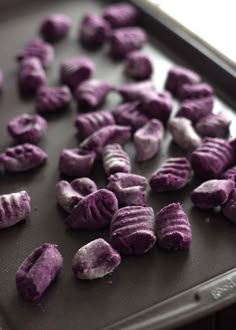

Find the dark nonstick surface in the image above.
[{"left": 0, "top": 1, "right": 236, "bottom": 330}]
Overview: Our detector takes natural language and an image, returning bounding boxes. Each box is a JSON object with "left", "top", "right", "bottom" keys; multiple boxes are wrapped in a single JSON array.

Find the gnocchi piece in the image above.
[
  {"left": 103, "top": 144, "right": 131, "bottom": 175},
  {"left": 124, "top": 51, "right": 153, "bottom": 80},
  {"left": 178, "top": 83, "right": 214, "bottom": 101},
  {"left": 40, "top": 14, "right": 72, "bottom": 42},
  {"left": 116, "top": 80, "right": 154, "bottom": 101},
  {"left": 195, "top": 112, "right": 231, "bottom": 138},
  {"left": 103, "top": 2, "right": 138, "bottom": 28}
]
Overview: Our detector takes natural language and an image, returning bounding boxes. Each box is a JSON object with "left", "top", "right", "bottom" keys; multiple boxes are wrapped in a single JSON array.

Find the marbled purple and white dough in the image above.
[
  {"left": 103, "top": 144, "right": 131, "bottom": 175},
  {"left": 103, "top": 2, "right": 138, "bottom": 28},
  {"left": 222, "top": 188, "right": 236, "bottom": 224},
  {"left": 195, "top": 112, "right": 231, "bottom": 138},
  {"left": 124, "top": 51, "right": 153, "bottom": 80},
  {"left": 40, "top": 14, "right": 72, "bottom": 42}
]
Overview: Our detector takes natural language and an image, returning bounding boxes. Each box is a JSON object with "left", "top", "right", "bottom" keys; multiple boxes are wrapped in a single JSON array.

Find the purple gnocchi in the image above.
[
  {"left": 72, "top": 238, "right": 121, "bottom": 280},
  {"left": 103, "top": 2, "right": 138, "bottom": 28},
  {"left": 149, "top": 157, "right": 192, "bottom": 192},
  {"left": 8, "top": 114, "right": 47, "bottom": 144},
  {"left": 134, "top": 119, "right": 164, "bottom": 162},
  {"left": 40, "top": 14, "right": 71, "bottom": 42},
  {"left": 107, "top": 172, "right": 147, "bottom": 206},
  {"left": 0, "top": 144, "right": 47, "bottom": 172},
  {"left": 79, "top": 14, "right": 111, "bottom": 48},
  {"left": 16, "top": 243, "right": 63, "bottom": 301},
  {"left": 195, "top": 112, "right": 231, "bottom": 138},
  {"left": 168, "top": 117, "right": 202, "bottom": 151},
  {"left": 109, "top": 27, "right": 146, "bottom": 59},
  {"left": 116, "top": 80, "right": 155, "bottom": 101},
  {"left": 110, "top": 206, "right": 156, "bottom": 255},
  {"left": 190, "top": 137, "right": 234, "bottom": 179},
  {"left": 16, "top": 38, "right": 54, "bottom": 68},
  {"left": 222, "top": 188, "right": 236, "bottom": 224},
  {"left": 75, "top": 110, "right": 115, "bottom": 140},
  {"left": 60, "top": 57, "right": 94, "bottom": 91},
  {"left": 59, "top": 148, "right": 96, "bottom": 177},
  {"left": 124, "top": 51, "right": 153, "bottom": 80},
  {"left": 66, "top": 189, "right": 118, "bottom": 230},
  {"left": 221, "top": 166, "right": 236, "bottom": 185},
  {"left": 0, "top": 191, "right": 31, "bottom": 230},
  {"left": 156, "top": 203, "right": 192, "bottom": 250},
  {"left": 36, "top": 85, "right": 72, "bottom": 114},
  {"left": 178, "top": 83, "right": 214, "bottom": 101},
  {"left": 80, "top": 125, "right": 131, "bottom": 157},
  {"left": 56, "top": 177, "right": 97, "bottom": 212},
  {"left": 0, "top": 69, "right": 3, "bottom": 91},
  {"left": 191, "top": 179, "right": 234, "bottom": 209},
  {"left": 103, "top": 144, "right": 131, "bottom": 175}
]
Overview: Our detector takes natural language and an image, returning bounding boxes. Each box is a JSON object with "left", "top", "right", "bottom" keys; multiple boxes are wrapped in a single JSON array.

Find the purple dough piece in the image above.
[
  {"left": 110, "top": 206, "right": 156, "bottom": 255},
  {"left": 191, "top": 179, "right": 234, "bottom": 209},
  {"left": 75, "top": 110, "right": 115, "bottom": 141},
  {"left": 168, "top": 117, "right": 202, "bottom": 151},
  {"left": 75, "top": 79, "right": 112, "bottom": 111},
  {"left": 178, "top": 83, "right": 214, "bottom": 101},
  {"left": 8, "top": 114, "right": 47, "bottom": 144},
  {"left": 195, "top": 112, "right": 231, "bottom": 138},
  {"left": 165, "top": 66, "right": 201, "bottom": 96},
  {"left": 66, "top": 189, "right": 118, "bottom": 230},
  {"left": 0, "top": 143, "right": 47, "bottom": 172},
  {"left": 16, "top": 38, "right": 54, "bottom": 68},
  {"left": 190, "top": 137, "right": 234, "bottom": 179},
  {"left": 36, "top": 85, "right": 72, "bottom": 114},
  {"left": 72, "top": 238, "right": 121, "bottom": 280},
  {"left": 56, "top": 177, "right": 97, "bottom": 212},
  {"left": 221, "top": 166, "right": 236, "bottom": 185},
  {"left": 40, "top": 14, "right": 71, "bottom": 42},
  {"left": 60, "top": 57, "right": 94, "bottom": 91},
  {"left": 116, "top": 80, "right": 155, "bottom": 101},
  {"left": 112, "top": 101, "right": 149, "bottom": 130},
  {"left": 124, "top": 51, "right": 153, "bottom": 80},
  {"left": 16, "top": 243, "right": 63, "bottom": 301},
  {"left": 79, "top": 14, "right": 111, "bottom": 49},
  {"left": 103, "top": 2, "right": 138, "bottom": 28},
  {"left": 156, "top": 203, "right": 192, "bottom": 250},
  {"left": 0, "top": 191, "right": 31, "bottom": 229},
  {"left": 134, "top": 119, "right": 164, "bottom": 162},
  {"left": 176, "top": 96, "right": 214, "bottom": 124},
  {"left": 103, "top": 144, "right": 131, "bottom": 175},
  {"left": 59, "top": 148, "right": 96, "bottom": 177},
  {"left": 109, "top": 27, "right": 146, "bottom": 59},
  {"left": 141, "top": 91, "right": 173, "bottom": 124},
  {"left": 18, "top": 57, "right": 46, "bottom": 94},
  {"left": 80, "top": 125, "right": 131, "bottom": 157},
  {"left": 149, "top": 157, "right": 192, "bottom": 192},
  {"left": 222, "top": 188, "right": 236, "bottom": 224},
  {"left": 0, "top": 69, "right": 3, "bottom": 91},
  {"left": 107, "top": 172, "right": 147, "bottom": 206}
]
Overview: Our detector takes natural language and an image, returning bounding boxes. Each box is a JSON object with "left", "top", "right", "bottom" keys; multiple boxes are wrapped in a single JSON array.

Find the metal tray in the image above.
[{"left": 0, "top": 1, "right": 236, "bottom": 329}]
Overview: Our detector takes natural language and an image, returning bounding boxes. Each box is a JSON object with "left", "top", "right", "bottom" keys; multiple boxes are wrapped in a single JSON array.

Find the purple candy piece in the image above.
[
  {"left": 0, "top": 144, "right": 47, "bottom": 172},
  {"left": 0, "top": 69, "right": 4, "bottom": 91},
  {"left": 149, "top": 157, "right": 192, "bottom": 192},
  {"left": 79, "top": 14, "right": 111, "bottom": 49},
  {"left": 134, "top": 119, "right": 164, "bottom": 162},
  {"left": 222, "top": 188, "right": 236, "bottom": 224},
  {"left": 103, "top": 144, "right": 131, "bottom": 175},
  {"left": 110, "top": 206, "right": 156, "bottom": 255},
  {"left": 36, "top": 85, "right": 72, "bottom": 114},
  {"left": 178, "top": 83, "right": 214, "bottom": 101},
  {"left": 16, "top": 38, "right": 54, "bottom": 68},
  {"left": 18, "top": 57, "right": 46, "bottom": 94},
  {"left": 80, "top": 125, "right": 131, "bottom": 157},
  {"left": 16, "top": 243, "right": 63, "bottom": 301},
  {"left": 59, "top": 148, "right": 96, "bottom": 177},
  {"left": 176, "top": 96, "right": 214, "bottom": 124},
  {"left": 56, "top": 177, "right": 97, "bottom": 212},
  {"left": 72, "top": 238, "right": 121, "bottom": 280},
  {"left": 195, "top": 112, "right": 231, "bottom": 138},
  {"left": 109, "top": 27, "right": 146, "bottom": 59},
  {"left": 141, "top": 91, "right": 173, "bottom": 124},
  {"left": 8, "top": 114, "right": 47, "bottom": 144},
  {"left": 190, "top": 137, "right": 234, "bottom": 179},
  {"left": 124, "top": 51, "right": 153, "bottom": 80},
  {"left": 221, "top": 166, "right": 236, "bottom": 185},
  {"left": 156, "top": 203, "right": 192, "bottom": 250},
  {"left": 40, "top": 14, "right": 71, "bottom": 42},
  {"left": 0, "top": 191, "right": 31, "bottom": 230},
  {"left": 191, "top": 179, "right": 234, "bottom": 209},
  {"left": 165, "top": 66, "right": 201, "bottom": 96},
  {"left": 168, "top": 117, "right": 202, "bottom": 151},
  {"left": 107, "top": 172, "right": 147, "bottom": 206},
  {"left": 112, "top": 101, "right": 149, "bottom": 130},
  {"left": 116, "top": 80, "right": 155, "bottom": 101},
  {"left": 66, "top": 189, "right": 118, "bottom": 230},
  {"left": 60, "top": 57, "right": 94, "bottom": 91},
  {"left": 103, "top": 2, "right": 138, "bottom": 28}
]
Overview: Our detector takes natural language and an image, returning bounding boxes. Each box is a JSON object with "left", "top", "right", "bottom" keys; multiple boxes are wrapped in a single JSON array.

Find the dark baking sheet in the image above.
[{"left": 1, "top": 1, "right": 236, "bottom": 330}]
